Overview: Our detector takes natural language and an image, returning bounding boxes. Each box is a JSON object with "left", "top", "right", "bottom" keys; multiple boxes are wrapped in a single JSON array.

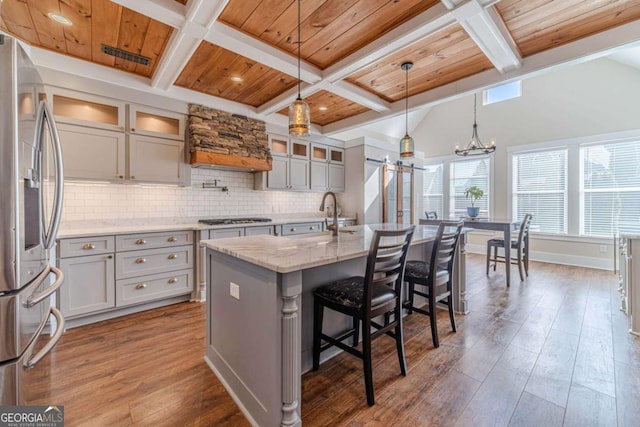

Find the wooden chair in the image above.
[
  {"left": 425, "top": 211, "right": 438, "bottom": 219},
  {"left": 486, "top": 213, "right": 533, "bottom": 282},
  {"left": 312, "top": 226, "right": 415, "bottom": 406},
  {"left": 403, "top": 220, "right": 463, "bottom": 348}
]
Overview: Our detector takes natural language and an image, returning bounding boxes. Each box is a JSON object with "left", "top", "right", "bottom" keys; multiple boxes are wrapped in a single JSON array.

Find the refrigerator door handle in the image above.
[
  {"left": 24, "top": 266, "right": 64, "bottom": 308},
  {"left": 23, "top": 307, "right": 65, "bottom": 369},
  {"left": 40, "top": 100, "right": 64, "bottom": 250}
]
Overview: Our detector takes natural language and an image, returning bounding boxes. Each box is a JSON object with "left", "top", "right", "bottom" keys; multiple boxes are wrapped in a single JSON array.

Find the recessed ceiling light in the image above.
[
  {"left": 318, "top": 106, "right": 328, "bottom": 111},
  {"left": 230, "top": 76, "right": 243, "bottom": 82},
  {"left": 47, "top": 13, "right": 73, "bottom": 26}
]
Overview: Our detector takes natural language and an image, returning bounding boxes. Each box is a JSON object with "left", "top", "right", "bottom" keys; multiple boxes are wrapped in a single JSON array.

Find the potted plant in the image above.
[{"left": 464, "top": 186, "right": 484, "bottom": 218}]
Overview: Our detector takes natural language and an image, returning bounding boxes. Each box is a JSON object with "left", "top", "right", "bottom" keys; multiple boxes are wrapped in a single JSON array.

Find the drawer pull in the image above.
[
  {"left": 290, "top": 228, "right": 296, "bottom": 232},
  {"left": 82, "top": 243, "right": 95, "bottom": 250},
  {"left": 168, "top": 254, "right": 177, "bottom": 260},
  {"left": 135, "top": 258, "right": 146, "bottom": 264},
  {"left": 107, "top": 255, "right": 113, "bottom": 259},
  {"left": 168, "top": 277, "right": 178, "bottom": 284},
  {"left": 310, "top": 226, "right": 315, "bottom": 230},
  {"left": 136, "top": 283, "right": 147, "bottom": 289},
  {"left": 135, "top": 239, "right": 146, "bottom": 245},
  {"left": 167, "top": 236, "right": 177, "bottom": 242}
]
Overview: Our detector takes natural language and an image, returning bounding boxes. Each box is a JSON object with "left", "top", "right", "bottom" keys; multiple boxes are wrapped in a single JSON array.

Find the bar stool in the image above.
[
  {"left": 403, "top": 220, "right": 463, "bottom": 348},
  {"left": 312, "top": 226, "right": 415, "bottom": 406}
]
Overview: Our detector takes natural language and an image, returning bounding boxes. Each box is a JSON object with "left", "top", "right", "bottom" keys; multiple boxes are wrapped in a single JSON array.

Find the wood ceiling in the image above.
[{"left": 1, "top": 0, "right": 640, "bottom": 134}]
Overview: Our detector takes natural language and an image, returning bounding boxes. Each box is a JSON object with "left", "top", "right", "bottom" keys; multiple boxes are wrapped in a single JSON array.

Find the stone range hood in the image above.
[{"left": 188, "top": 104, "right": 272, "bottom": 172}]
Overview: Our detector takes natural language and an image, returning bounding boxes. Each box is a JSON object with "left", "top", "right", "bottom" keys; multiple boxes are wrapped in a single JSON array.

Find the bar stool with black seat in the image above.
[
  {"left": 403, "top": 220, "right": 463, "bottom": 348},
  {"left": 486, "top": 213, "right": 533, "bottom": 283},
  {"left": 312, "top": 226, "right": 415, "bottom": 406}
]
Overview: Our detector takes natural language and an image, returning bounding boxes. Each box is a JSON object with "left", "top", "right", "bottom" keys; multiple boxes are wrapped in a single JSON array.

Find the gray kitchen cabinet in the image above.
[
  {"left": 209, "top": 228, "right": 244, "bottom": 239},
  {"left": 49, "top": 87, "right": 187, "bottom": 186},
  {"left": 57, "top": 123, "right": 126, "bottom": 181},
  {"left": 255, "top": 134, "right": 311, "bottom": 191},
  {"left": 310, "top": 143, "right": 345, "bottom": 192},
  {"left": 245, "top": 225, "right": 275, "bottom": 236},
  {"left": 58, "top": 235, "right": 117, "bottom": 318},
  {"left": 279, "top": 222, "right": 323, "bottom": 236},
  {"left": 57, "top": 230, "right": 195, "bottom": 327},
  {"left": 128, "top": 134, "right": 187, "bottom": 185}
]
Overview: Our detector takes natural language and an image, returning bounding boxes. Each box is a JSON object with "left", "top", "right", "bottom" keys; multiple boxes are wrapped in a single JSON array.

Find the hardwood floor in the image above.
[{"left": 34, "top": 255, "right": 639, "bottom": 426}]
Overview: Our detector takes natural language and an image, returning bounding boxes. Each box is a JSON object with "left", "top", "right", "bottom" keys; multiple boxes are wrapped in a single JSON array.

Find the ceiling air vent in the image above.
[{"left": 101, "top": 44, "right": 150, "bottom": 66}]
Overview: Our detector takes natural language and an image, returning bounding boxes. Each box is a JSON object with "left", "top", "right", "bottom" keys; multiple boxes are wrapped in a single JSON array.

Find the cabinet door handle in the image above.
[
  {"left": 135, "top": 239, "right": 146, "bottom": 245},
  {"left": 131, "top": 128, "right": 135, "bottom": 132},
  {"left": 131, "top": 176, "right": 136, "bottom": 179},
  {"left": 107, "top": 255, "right": 113, "bottom": 259},
  {"left": 136, "top": 283, "right": 146, "bottom": 289},
  {"left": 119, "top": 175, "right": 124, "bottom": 179},
  {"left": 167, "top": 236, "right": 177, "bottom": 242},
  {"left": 168, "top": 254, "right": 177, "bottom": 260},
  {"left": 168, "top": 277, "right": 178, "bottom": 284},
  {"left": 82, "top": 243, "right": 95, "bottom": 250},
  {"left": 135, "top": 258, "right": 146, "bottom": 264}
]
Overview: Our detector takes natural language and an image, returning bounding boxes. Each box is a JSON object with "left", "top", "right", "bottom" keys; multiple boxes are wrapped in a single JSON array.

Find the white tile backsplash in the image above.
[{"left": 59, "top": 168, "right": 328, "bottom": 225}]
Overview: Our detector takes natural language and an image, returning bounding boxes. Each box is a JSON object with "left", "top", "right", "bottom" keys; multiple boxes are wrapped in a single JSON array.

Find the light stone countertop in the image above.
[
  {"left": 57, "top": 215, "right": 357, "bottom": 239},
  {"left": 202, "top": 223, "right": 438, "bottom": 273}
]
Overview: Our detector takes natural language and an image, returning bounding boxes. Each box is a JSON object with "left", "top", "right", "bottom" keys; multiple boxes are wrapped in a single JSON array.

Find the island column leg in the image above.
[
  {"left": 280, "top": 271, "right": 302, "bottom": 427},
  {"left": 454, "top": 232, "right": 469, "bottom": 314}
]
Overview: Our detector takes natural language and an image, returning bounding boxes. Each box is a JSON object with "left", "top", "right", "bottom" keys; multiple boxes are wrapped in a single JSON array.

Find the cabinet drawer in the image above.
[
  {"left": 245, "top": 225, "right": 274, "bottom": 236},
  {"left": 59, "top": 236, "right": 115, "bottom": 258},
  {"left": 116, "top": 230, "right": 193, "bottom": 251},
  {"left": 209, "top": 228, "right": 244, "bottom": 239},
  {"left": 280, "top": 222, "right": 323, "bottom": 236},
  {"left": 116, "top": 269, "right": 192, "bottom": 307},
  {"left": 115, "top": 245, "right": 193, "bottom": 279}
]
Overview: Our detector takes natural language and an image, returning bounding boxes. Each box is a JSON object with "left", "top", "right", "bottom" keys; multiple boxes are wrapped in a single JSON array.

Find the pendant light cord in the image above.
[
  {"left": 297, "top": 0, "right": 301, "bottom": 100},
  {"left": 405, "top": 67, "right": 409, "bottom": 135},
  {"left": 473, "top": 93, "right": 477, "bottom": 125}
]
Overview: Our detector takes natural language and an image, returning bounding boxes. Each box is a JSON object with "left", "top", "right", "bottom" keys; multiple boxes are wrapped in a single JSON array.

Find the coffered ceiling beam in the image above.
[
  {"left": 207, "top": 22, "right": 323, "bottom": 84},
  {"left": 319, "top": 81, "right": 392, "bottom": 112},
  {"left": 323, "top": 19, "right": 640, "bottom": 135},
  {"left": 151, "top": 0, "right": 228, "bottom": 90},
  {"left": 110, "top": 0, "right": 185, "bottom": 29},
  {"left": 256, "top": 84, "right": 317, "bottom": 116},
  {"left": 322, "top": 3, "right": 454, "bottom": 83},
  {"left": 449, "top": 0, "right": 521, "bottom": 73}
]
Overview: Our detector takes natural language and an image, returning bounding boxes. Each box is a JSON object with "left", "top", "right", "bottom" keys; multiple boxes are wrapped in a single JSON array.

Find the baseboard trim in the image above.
[{"left": 465, "top": 244, "right": 615, "bottom": 271}]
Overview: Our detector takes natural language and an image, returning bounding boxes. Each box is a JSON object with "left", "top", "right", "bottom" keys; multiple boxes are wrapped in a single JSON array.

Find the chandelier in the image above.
[
  {"left": 454, "top": 93, "right": 495, "bottom": 156},
  {"left": 288, "top": 0, "right": 310, "bottom": 136}
]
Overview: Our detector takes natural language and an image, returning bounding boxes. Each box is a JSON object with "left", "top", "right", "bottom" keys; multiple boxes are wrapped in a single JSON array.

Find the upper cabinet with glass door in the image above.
[
  {"left": 128, "top": 105, "right": 185, "bottom": 141},
  {"left": 50, "top": 88, "right": 126, "bottom": 131}
]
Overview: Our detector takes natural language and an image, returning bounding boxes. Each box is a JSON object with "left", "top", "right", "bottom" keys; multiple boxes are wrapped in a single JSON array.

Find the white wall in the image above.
[{"left": 411, "top": 58, "right": 640, "bottom": 269}]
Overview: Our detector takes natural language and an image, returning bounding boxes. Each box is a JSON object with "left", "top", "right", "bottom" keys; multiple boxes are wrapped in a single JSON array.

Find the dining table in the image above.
[{"left": 419, "top": 217, "right": 525, "bottom": 287}]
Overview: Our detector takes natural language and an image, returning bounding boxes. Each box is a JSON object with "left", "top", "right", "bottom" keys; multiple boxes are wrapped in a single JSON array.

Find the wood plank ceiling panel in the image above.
[
  {"left": 175, "top": 41, "right": 299, "bottom": 107},
  {"left": 0, "top": 0, "right": 172, "bottom": 78},
  {"left": 496, "top": 0, "right": 640, "bottom": 58},
  {"left": 219, "top": 0, "right": 440, "bottom": 69},
  {"left": 277, "top": 89, "right": 371, "bottom": 126},
  {"left": 346, "top": 24, "right": 494, "bottom": 102}
]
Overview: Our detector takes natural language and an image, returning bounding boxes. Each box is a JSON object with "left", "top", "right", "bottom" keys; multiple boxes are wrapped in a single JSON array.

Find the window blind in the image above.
[
  {"left": 582, "top": 141, "right": 640, "bottom": 237},
  {"left": 512, "top": 149, "right": 567, "bottom": 234},
  {"left": 423, "top": 163, "right": 443, "bottom": 218},
  {"left": 450, "top": 158, "right": 490, "bottom": 218}
]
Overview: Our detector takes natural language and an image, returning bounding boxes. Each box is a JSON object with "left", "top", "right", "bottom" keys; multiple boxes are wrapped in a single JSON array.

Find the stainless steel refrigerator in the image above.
[{"left": 0, "top": 34, "right": 66, "bottom": 405}]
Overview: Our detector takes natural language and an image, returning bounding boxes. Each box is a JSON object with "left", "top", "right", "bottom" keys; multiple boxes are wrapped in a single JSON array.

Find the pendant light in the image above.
[
  {"left": 399, "top": 62, "right": 414, "bottom": 158},
  {"left": 454, "top": 93, "right": 496, "bottom": 156},
  {"left": 289, "top": 0, "right": 310, "bottom": 136}
]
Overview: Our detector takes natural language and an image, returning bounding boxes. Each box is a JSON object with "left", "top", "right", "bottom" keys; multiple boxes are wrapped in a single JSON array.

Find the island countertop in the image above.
[{"left": 202, "top": 223, "right": 439, "bottom": 273}]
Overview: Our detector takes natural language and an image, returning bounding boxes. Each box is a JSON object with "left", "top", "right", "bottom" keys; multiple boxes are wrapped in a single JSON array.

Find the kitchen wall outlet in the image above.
[
  {"left": 599, "top": 245, "right": 608, "bottom": 253},
  {"left": 230, "top": 282, "right": 240, "bottom": 300}
]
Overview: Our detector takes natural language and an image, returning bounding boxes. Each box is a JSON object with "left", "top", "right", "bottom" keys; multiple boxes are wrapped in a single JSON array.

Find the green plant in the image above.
[{"left": 464, "top": 186, "right": 484, "bottom": 207}]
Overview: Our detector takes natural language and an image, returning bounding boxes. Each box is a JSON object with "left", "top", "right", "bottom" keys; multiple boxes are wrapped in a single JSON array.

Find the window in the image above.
[
  {"left": 582, "top": 141, "right": 640, "bottom": 237},
  {"left": 512, "top": 149, "right": 568, "bottom": 234},
  {"left": 484, "top": 81, "right": 521, "bottom": 105},
  {"left": 450, "top": 158, "right": 490, "bottom": 218},
  {"left": 422, "top": 163, "right": 443, "bottom": 218}
]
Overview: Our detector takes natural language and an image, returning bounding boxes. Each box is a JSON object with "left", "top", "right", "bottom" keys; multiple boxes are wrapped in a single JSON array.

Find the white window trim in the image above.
[{"left": 507, "top": 129, "right": 640, "bottom": 238}]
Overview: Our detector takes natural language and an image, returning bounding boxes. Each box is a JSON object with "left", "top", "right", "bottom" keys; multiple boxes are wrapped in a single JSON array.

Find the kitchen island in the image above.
[{"left": 202, "top": 224, "right": 467, "bottom": 427}]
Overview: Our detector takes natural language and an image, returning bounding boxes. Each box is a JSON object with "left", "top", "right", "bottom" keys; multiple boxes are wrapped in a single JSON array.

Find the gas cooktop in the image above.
[{"left": 199, "top": 218, "right": 272, "bottom": 225}]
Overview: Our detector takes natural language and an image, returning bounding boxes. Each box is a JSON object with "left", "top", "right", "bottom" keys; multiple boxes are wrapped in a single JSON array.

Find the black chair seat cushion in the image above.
[
  {"left": 313, "top": 276, "right": 395, "bottom": 308},
  {"left": 404, "top": 260, "right": 430, "bottom": 279},
  {"left": 487, "top": 238, "right": 519, "bottom": 249}
]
